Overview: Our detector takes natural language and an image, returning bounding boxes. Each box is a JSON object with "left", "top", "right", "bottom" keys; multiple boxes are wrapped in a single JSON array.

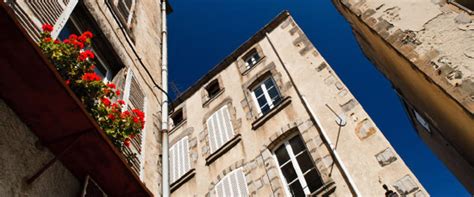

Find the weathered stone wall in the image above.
[
  {"left": 168, "top": 13, "right": 426, "bottom": 196},
  {"left": 0, "top": 99, "right": 80, "bottom": 196},
  {"left": 332, "top": 0, "right": 474, "bottom": 193},
  {"left": 83, "top": 1, "right": 163, "bottom": 195}
]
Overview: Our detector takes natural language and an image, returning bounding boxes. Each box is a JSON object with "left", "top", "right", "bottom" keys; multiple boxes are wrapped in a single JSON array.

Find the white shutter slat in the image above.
[
  {"left": 169, "top": 146, "right": 175, "bottom": 183},
  {"left": 215, "top": 109, "right": 225, "bottom": 149},
  {"left": 222, "top": 106, "right": 234, "bottom": 142},
  {"left": 183, "top": 138, "right": 190, "bottom": 172},
  {"left": 212, "top": 114, "right": 221, "bottom": 152}
]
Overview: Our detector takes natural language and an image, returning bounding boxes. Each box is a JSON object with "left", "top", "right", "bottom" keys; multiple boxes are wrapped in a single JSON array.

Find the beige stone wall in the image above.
[
  {"left": 3, "top": 1, "right": 164, "bottom": 195},
  {"left": 83, "top": 1, "right": 163, "bottom": 195},
  {"left": 0, "top": 99, "right": 81, "bottom": 196},
  {"left": 332, "top": 0, "right": 474, "bottom": 193},
  {"left": 169, "top": 14, "right": 426, "bottom": 196}
]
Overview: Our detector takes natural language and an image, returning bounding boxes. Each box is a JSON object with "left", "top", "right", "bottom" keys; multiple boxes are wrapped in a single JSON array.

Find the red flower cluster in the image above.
[
  {"left": 79, "top": 50, "right": 95, "bottom": 61},
  {"left": 123, "top": 138, "right": 131, "bottom": 147},
  {"left": 42, "top": 24, "right": 53, "bottom": 32},
  {"left": 81, "top": 72, "right": 101, "bottom": 81},
  {"left": 107, "top": 83, "right": 116, "bottom": 89},
  {"left": 101, "top": 97, "right": 111, "bottom": 106}
]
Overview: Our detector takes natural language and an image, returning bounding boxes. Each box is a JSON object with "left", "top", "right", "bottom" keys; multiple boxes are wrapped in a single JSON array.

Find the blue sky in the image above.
[{"left": 167, "top": 1, "right": 469, "bottom": 196}]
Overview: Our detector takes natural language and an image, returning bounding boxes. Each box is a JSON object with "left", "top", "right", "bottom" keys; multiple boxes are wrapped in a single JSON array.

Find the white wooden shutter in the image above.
[
  {"left": 170, "top": 136, "right": 190, "bottom": 183},
  {"left": 207, "top": 106, "right": 234, "bottom": 153},
  {"left": 9, "top": 0, "right": 79, "bottom": 40},
  {"left": 213, "top": 168, "right": 248, "bottom": 197},
  {"left": 123, "top": 69, "right": 146, "bottom": 176}
]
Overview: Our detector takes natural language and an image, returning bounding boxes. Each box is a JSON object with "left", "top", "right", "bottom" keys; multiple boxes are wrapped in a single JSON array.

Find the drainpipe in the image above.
[
  {"left": 264, "top": 32, "right": 362, "bottom": 196},
  {"left": 160, "top": 1, "right": 169, "bottom": 197}
]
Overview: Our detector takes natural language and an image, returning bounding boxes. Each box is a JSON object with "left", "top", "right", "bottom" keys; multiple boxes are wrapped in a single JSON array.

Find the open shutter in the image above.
[
  {"left": 6, "top": 0, "right": 78, "bottom": 41},
  {"left": 123, "top": 69, "right": 146, "bottom": 176},
  {"left": 207, "top": 106, "right": 235, "bottom": 153}
]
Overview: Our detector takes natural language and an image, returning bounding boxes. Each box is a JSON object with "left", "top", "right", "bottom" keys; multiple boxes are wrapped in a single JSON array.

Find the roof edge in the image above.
[{"left": 171, "top": 10, "right": 291, "bottom": 108}]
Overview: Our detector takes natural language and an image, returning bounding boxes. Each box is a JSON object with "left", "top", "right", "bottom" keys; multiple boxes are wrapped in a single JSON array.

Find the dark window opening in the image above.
[
  {"left": 171, "top": 109, "right": 184, "bottom": 126},
  {"left": 452, "top": 0, "right": 474, "bottom": 12},
  {"left": 206, "top": 79, "right": 221, "bottom": 99}
]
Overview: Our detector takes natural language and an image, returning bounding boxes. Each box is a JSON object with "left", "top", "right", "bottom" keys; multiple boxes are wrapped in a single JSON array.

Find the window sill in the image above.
[
  {"left": 205, "top": 134, "right": 242, "bottom": 166},
  {"left": 311, "top": 179, "right": 336, "bottom": 196},
  {"left": 170, "top": 169, "right": 196, "bottom": 193},
  {"left": 169, "top": 119, "right": 187, "bottom": 135},
  {"left": 202, "top": 88, "right": 225, "bottom": 108},
  {"left": 448, "top": 1, "right": 473, "bottom": 14},
  {"left": 242, "top": 56, "right": 266, "bottom": 76},
  {"left": 251, "top": 97, "right": 292, "bottom": 130}
]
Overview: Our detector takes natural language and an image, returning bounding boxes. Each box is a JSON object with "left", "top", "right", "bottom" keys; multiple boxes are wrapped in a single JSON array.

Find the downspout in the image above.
[
  {"left": 160, "top": 1, "right": 170, "bottom": 197},
  {"left": 264, "top": 32, "right": 362, "bottom": 196}
]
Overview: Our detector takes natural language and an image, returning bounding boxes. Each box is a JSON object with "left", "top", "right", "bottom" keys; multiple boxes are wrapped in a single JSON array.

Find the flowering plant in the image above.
[{"left": 39, "top": 24, "right": 144, "bottom": 156}]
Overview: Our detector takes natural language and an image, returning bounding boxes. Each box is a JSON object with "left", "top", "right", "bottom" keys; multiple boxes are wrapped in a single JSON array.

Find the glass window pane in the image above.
[
  {"left": 281, "top": 163, "right": 298, "bottom": 183},
  {"left": 289, "top": 136, "right": 305, "bottom": 154},
  {"left": 304, "top": 169, "right": 324, "bottom": 193},
  {"left": 264, "top": 78, "right": 275, "bottom": 89},
  {"left": 260, "top": 104, "right": 271, "bottom": 115},
  {"left": 296, "top": 151, "right": 314, "bottom": 173},
  {"left": 275, "top": 145, "right": 290, "bottom": 164},
  {"left": 268, "top": 87, "right": 281, "bottom": 104},
  {"left": 254, "top": 86, "right": 264, "bottom": 97},
  {"left": 289, "top": 180, "right": 305, "bottom": 197},
  {"left": 257, "top": 95, "right": 268, "bottom": 107}
]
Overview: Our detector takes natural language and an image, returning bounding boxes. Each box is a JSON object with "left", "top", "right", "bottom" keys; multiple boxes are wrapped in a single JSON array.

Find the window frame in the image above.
[
  {"left": 170, "top": 108, "right": 185, "bottom": 128},
  {"left": 205, "top": 79, "right": 222, "bottom": 100},
  {"left": 251, "top": 76, "right": 282, "bottom": 116},
  {"left": 273, "top": 134, "right": 323, "bottom": 196}
]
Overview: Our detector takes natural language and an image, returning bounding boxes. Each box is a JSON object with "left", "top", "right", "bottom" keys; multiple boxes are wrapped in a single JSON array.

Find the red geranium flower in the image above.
[
  {"left": 117, "top": 100, "right": 125, "bottom": 105},
  {"left": 107, "top": 83, "right": 116, "bottom": 89},
  {"left": 124, "top": 138, "right": 131, "bottom": 147},
  {"left": 69, "top": 34, "right": 77, "bottom": 40},
  {"left": 133, "top": 116, "right": 139, "bottom": 123},
  {"left": 81, "top": 72, "right": 101, "bottom": 81},
  {"left": 83, "top": 31, "right": 93, "bottom": 39},
  {"left": 108, "top": 114, "right": 115, "bottom": 120},
  {"left": 78, "top": 50, "right": 95, "bottom": 61},
  {"left": 72, "top": 40, "right": 84, "bottom": 49},
  {"left": 78, "top": 35, "right": 87, "bottom": 43},
  {"left": 101, "top": 97, "right": 111, "bottom": 107},
  {"left": 54, "top": 39, "right": 61, "bottom": 44},
  {"left": 43, "top": 37, "right": 52, "bottom": 42},
  {"left": 116, "top": 90, "right": 121, "bottom": 96},
  {"left": 42, "top": 23, "right": 53, "bottom": 32}
]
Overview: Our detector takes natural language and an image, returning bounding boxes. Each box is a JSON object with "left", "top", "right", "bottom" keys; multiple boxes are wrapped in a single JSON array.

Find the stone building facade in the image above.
[
  {"left": 168, "top": 12, "right": 427, "bottom": 196},
  {"left": 0, "top": 0, "right": 167, "bottom": 196},
  {"left": 332, "top": 0, "right": 474, "bottom": 193}
]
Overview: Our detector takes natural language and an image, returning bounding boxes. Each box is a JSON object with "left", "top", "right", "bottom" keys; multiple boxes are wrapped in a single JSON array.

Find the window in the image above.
[
  {"left": 170, "top": 136, "right": 191, "bottom": 183},
  {"left": 451, "top": 0, "right": 474, "bottom": 12},
  {"left": 251, "top": 77, "right": 282, "bottom": 116},
  {"left": 413, "top": 110, "right": 431, "bottom": 133},
  {"left": 392, "top": 175, "right": 419, "bottom": 195},
  {"left": 213, "top": 168, "right": 249, "bottom": 196},
  {"left": 207, "top": 105, "right": 234, "bottom": 153},
  {"left": 205, "top": 79, "right": 222, "bottom": 99},
  {"left": 244, "top": 49, "right": 261, "bottom": 69},
  {"left": 108, "top": 0, "right": 136, "bottom": 40},
  {"left": 171, "top": 109, "right": 184, "bottom": 127},
  {"left": 58, "top": 19, "right": 113, "bottom": 82},
  {"left": 274, "top": 135, "right": 323, "bottom": 196}
]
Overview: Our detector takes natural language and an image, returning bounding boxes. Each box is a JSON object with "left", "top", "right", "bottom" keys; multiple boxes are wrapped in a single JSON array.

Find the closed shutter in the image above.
[
  {"left": 123, "top": 69, "right": 146, "bottom": 176},
  {"left": 170, "top": 136, "right": 191, "bottom": 183},
  {"left": 213, "top": 168, "right": 248, "bottom": 197},
  {"left": 207, "top": 106, "right": 234, "bottom": 153},
  {"left": 6, "top": 0, "right": 78, "bottom": 41}
]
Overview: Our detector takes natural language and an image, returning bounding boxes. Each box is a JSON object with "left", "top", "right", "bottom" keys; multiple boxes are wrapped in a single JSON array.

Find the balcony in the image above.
[{"left": 0, "top": 3, "right": 152, "bottom": 196}]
